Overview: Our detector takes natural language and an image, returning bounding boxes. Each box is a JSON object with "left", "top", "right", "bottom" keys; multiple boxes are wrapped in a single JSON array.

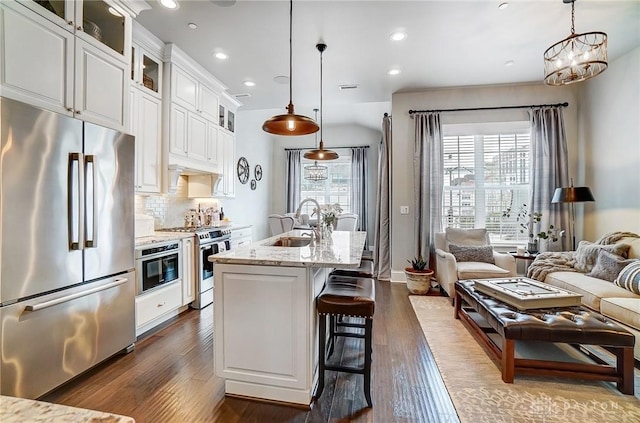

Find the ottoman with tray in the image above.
[{"left": 454, "top": 278, "right": 635, "bottom": 394}]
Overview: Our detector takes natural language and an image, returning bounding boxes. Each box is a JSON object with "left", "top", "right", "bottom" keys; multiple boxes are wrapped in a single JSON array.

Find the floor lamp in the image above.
[{"left": 551, "top": 181, "right": 595, "bottom": 250}]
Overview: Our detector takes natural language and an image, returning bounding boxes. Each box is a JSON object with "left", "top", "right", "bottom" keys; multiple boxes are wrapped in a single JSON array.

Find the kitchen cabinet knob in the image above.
[
  {"left": 77, "top": 26, "right": 83, "bottom": 31},
  {"left": 68, "top": 20, "right": 74, "bottom": 26},
  {"left": 75, "top": 111, "right": 81, "bottom": 115},
  {"left": 157, "top": 302, "right": 165, "bottom": 307},
  {"left": 67, "top": 107, "right": 73, "bottom": 112}
]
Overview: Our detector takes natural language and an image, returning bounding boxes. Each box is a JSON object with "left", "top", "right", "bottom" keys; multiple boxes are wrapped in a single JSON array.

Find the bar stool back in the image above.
[{"left": 315, "top": 275, "right": 375, "bottom": 407}]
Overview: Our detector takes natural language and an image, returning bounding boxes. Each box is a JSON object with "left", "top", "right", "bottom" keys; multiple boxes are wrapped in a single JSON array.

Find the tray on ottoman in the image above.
[{"left": 472, "top": 277, "right": 582, "bottom": 310}]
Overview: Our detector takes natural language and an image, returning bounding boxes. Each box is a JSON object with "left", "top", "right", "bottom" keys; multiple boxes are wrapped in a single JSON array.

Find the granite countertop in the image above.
[
  {"left": 0, "top": 395, "right": 134, "bottom": 422},
  {"left": 134, "top": 232, "right": 194, "bottom": 247},
  {"left": 208, "top": 229, "right": 366, "bottom": 268}
]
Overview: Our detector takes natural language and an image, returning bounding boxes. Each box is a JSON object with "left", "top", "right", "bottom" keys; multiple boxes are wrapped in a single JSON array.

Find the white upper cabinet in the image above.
[
  {"left": 164, "top": 44, "right": 229, "bottom": 176},
  {"left": 129, "top": 21, "right": 163, "bottom": 193},
  {"left": 171, "top": 65, "right": 219, "bottom": 122},
  {"left": 0, "top": 0, "right": 148, "bottom": 131}
]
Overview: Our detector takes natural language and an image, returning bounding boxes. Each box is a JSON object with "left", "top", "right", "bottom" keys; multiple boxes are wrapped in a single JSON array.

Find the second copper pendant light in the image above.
[{"left": 304, "top": 43, "right": 338, "bottom": 161}]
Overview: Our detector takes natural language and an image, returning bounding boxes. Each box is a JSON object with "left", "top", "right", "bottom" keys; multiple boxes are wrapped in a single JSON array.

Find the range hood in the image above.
[{"left": 168, "top": 165, "right": 223, "bottom": 197}]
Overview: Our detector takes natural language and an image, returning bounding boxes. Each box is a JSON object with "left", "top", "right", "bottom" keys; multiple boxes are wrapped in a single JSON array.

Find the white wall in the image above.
[
  {"left": 220, "top": 109, "right": 275, "bottom": 240},
  {"left": 577, "top": 46, "right": 640, "bottom": 239},
  {"left": 271, "top": 123, "right": 381, "bottom": 245},
  {"left": 391, "top": 83, "right": 577, "bottom": 282}
]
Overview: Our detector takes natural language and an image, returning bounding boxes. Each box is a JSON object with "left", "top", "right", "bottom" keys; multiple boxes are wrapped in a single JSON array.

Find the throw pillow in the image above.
[
  {"left": 449, "top": 244, "right": 495, "bottom": 264},
  {"left": 586, "top": 250, "right": 636, "bottom": 282},
  {"left": 614, "top": 260, "right": 640, "bottom": 295},
  {"left": 573, "top": 241, "right": 631, "bottom": 273},
  {"left": 445, "top": 227, "right": 488, "bottom": 248}
]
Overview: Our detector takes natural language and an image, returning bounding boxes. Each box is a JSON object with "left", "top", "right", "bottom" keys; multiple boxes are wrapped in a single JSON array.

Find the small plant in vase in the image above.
[
  {"left": 404, "top": 256, "right": 435, "bottom": 295},
  {"left": 503, "top": 204, "right": 559, "bottom": 253}
]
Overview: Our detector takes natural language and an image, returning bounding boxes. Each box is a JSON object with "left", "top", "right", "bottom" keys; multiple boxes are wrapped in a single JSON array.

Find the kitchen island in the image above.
[{"left": 209, "top": 230, "right": 367, "bottom": 406}]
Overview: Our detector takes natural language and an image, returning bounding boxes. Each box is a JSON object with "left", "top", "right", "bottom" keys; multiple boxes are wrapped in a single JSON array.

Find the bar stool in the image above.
[
  {"left": 315, "top": 275, "right": 375, "bottom": 407},
  {"left": 330, "top": 259, "right": 374, "bottom": 278}
]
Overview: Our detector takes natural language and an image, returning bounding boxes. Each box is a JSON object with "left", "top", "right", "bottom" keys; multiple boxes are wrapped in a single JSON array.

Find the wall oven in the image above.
[{"left": 135, "top": 241, "right": 181, "bottom": 295}]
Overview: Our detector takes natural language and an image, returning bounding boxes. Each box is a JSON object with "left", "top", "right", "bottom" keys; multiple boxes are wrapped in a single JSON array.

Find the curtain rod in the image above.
[
  {"left": 408, "top": 102, "right": 568, "bottom": 115},
  {"left": 285, "top": 145, "right": 370, "bottom": 151}
]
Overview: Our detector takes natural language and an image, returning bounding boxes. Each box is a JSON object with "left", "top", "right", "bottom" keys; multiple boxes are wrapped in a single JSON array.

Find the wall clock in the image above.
[
  {"left": 237, "top": 157, "right": 250, "bottom": 184},
  {"left": 254, "top": 164, "right": 263, "bottom": 181},
  {"left": 250, "top": 179, "right": 257, "bottom": 190}
]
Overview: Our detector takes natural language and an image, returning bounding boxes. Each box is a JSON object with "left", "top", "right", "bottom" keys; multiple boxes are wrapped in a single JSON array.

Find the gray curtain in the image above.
[
  {"left": 529, "top": 107, "right": 570, "bottom": 250},
  {"left": 374, "top": 114, "right": 391, "bottom": 281},
  {"left": 414, "top": 113, "right": 444, "bottom": 265},
  {"left": 285, "top": 149, "right": 302, "bottom": 213},
  {"left": 351, "top": 146, "right": 369, "bottom": 248}
]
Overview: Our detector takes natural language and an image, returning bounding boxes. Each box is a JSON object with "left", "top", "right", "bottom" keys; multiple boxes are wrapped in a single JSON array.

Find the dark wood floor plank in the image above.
[{"left": 42, "top": 280, "right": 459, "bottom": 422}]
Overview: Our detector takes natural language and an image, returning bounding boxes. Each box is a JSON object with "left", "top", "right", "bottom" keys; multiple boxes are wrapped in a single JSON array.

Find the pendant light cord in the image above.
[
  {"left": 288, "top": 0, "right": 293, "bottom": 106},
  {"left": 320, "top": 45, "right": 323, "bottom": 143},
  {"left": 570, "top": 0, "right": 575, "bottom": 35}
]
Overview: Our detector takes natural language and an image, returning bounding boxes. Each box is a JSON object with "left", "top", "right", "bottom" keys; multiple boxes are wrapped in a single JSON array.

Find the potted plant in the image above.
[
  {"left": 503, "top": 204, "right": 559, "bottom": 253},
  {"left": 404, "top": 256, "right": 435, "bottom": 295}
]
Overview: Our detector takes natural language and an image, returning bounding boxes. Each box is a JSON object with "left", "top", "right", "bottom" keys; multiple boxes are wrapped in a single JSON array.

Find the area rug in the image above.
[{"left": 409, "top": 296, "right": 640, "bottom": 423}]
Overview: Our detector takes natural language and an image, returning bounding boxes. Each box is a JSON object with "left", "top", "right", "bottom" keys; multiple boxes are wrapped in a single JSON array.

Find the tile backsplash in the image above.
[{"left": 135, "top": 175, "right": 219, "bottom": 229}]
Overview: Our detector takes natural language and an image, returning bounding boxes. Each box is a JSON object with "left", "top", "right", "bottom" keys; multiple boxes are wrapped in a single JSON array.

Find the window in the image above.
[
  {"left": 299, "top": 153, "right": 352, "bottom": 217},
  {"left": 442, "top": 122, "right": 531, "bottom": 243}
]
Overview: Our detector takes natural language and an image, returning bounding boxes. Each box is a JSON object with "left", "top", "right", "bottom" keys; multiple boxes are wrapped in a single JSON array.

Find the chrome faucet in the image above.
[{"left": 295, "top": 198, "right": 322, "bottom": 243}]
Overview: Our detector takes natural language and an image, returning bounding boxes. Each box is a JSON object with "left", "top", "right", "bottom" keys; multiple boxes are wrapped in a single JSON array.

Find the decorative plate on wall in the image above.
[
  {"left": 254, "top": 164, "right": 263, "bottom": 181},
  {"left": 237, "top": 157, "right": 249, "bottom": 184},
  {"left": 250, "top": 179, "right": 257, "bottom": 190}
]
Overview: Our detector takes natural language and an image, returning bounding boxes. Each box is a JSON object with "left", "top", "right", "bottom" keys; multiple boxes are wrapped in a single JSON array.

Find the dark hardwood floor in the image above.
[{"left": 42, "top": 281, "right": 459, "bottom": 422}]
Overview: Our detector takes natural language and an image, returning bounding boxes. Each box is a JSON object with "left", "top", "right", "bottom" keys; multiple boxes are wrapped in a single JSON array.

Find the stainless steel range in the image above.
[{"left": 160, "top": 227, "right": 231, "bottom": 309}]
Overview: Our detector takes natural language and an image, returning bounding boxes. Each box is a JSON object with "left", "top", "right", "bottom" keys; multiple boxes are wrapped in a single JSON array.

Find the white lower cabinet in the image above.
[
  {"left": 231, "top": 226, "right": 252, "bottom": 249},
  {"left": 182, "top": 237, "right": 195, "bottom": 306},
  {"left": 135, "top": 281, "right": 182, "bottom": 336}
]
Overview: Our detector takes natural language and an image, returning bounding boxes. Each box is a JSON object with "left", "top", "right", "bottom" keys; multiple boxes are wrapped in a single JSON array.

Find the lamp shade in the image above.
[
  {"left": 551, "top": 186, "right": 595, "bottom": 203},
  {"left": 262, "top": 104, "right": 319, "bottom": 135}
]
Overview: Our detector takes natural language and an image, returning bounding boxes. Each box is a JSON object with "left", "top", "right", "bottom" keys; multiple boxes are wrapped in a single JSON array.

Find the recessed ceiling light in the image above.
[
  {"left": 273, "top": 75, "right": 289, "bottom": 85},
  {"left": 214, "top": 52, "right": 228, "bottom": 60},
  {"left": 505, "top": 60, "right": 514, "bottom": 67},
  {"left": 160, "top": 0, "right": 178, "bottom": 10},
  {"left": 388, "top": 68, "right": 401, "bottom": 76},
  {"left": 187, "top": 22, "right": 197, "bottom": 30},
  {"left": 389, "top": 31, "right": 407, "bottom": 41},
  {"left": 107, "top": 7, "right": 122, "bottom": 17},
  {"left": 244, "top": 81, "right": 256, "bottom": 87},
  {"left": 498, "top": 2, "right": 509, "bottom": 10}
]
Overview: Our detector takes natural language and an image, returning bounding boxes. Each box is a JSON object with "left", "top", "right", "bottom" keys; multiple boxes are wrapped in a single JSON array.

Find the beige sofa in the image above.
[{"left": 541, "top": 236, "right": 640, "bottom": 360}]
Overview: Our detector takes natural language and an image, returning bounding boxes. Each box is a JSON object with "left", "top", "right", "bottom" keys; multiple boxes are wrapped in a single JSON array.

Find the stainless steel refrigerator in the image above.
[{"left": 0, "top": 97, "right": 136, "bottom": 399}]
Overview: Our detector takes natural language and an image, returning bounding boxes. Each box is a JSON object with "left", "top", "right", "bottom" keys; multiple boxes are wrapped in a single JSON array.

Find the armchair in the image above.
[
  {"left": 435, "top": 228, "right": 516, "bottom": 299},
  {"left": 268, "top": 214, "right": 296, "bottom": 236}
]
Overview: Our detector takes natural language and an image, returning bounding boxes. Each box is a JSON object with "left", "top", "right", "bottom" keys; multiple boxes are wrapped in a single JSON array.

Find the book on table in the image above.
[{"left": 472, "top": 277, "right": 582, "bottom": 310}]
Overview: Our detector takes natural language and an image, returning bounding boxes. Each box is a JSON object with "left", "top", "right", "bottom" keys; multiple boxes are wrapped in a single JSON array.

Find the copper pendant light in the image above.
[
  {"left": 304, "top": 109, "right": 328, "bottom": 181},
  {"left": 304, "top": 43, "right": 338, "bottom": 161},
  {"left": 262, "top": 0, "right": 319, "bottom": 135}
]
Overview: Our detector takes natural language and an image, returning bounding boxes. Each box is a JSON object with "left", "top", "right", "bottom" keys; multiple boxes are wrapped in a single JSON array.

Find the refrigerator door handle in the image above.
[
  {"left": 68, "top": 153, "right": 85, "bottom": 250},
  {"left": 85, "top": 155, "right": 97, "bottom": 248},
  {"left": 25, "top": 277, "right": 128, "bottom": 311}
]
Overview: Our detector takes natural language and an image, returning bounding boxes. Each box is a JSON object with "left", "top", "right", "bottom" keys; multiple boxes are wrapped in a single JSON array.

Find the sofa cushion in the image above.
[
  {"left": 457, "top": 262, "right": 510, "bottom": 280},
  {"left": 445, "top": 227, "right": 488, "bottom": 249},
  {"left": 573, "top": 241, "right": 631, "bottom": 273},
  {"left": 621, "top": 237, "right": 640, "bottom": 259},
  {"left": 586, "top": 250, "right": 636, "bottom": 282},
  {"left": 600, "top": 298, "right": 640, "bottom": 331},
  {"left": 614, "top": 260, "right": 640, "bottom": 295},
  {"left": 544, "top": 271, "right": 639, "bottom": 311},
  {"left": 449, "top": 244, "right": 494, "bottom": 264}
]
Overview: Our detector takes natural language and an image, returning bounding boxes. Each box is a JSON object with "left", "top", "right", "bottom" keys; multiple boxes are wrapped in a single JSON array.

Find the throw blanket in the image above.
[
  {"left": 527, "top": 231, "right": 640, "bottom": 281},
  {"left": 527, "top": 251, "right": 576, "bottom": 281}
]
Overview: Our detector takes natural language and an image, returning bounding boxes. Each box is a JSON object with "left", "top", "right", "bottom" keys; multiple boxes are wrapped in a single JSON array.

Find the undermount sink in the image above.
[{"left": 271, "top": 236, "right": 312, "bottom": 247}]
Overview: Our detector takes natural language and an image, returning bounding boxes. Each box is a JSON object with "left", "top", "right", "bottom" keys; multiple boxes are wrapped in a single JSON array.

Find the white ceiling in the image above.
[{"left": 136, "top": 1, "right": 640, "bottom": 129}]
